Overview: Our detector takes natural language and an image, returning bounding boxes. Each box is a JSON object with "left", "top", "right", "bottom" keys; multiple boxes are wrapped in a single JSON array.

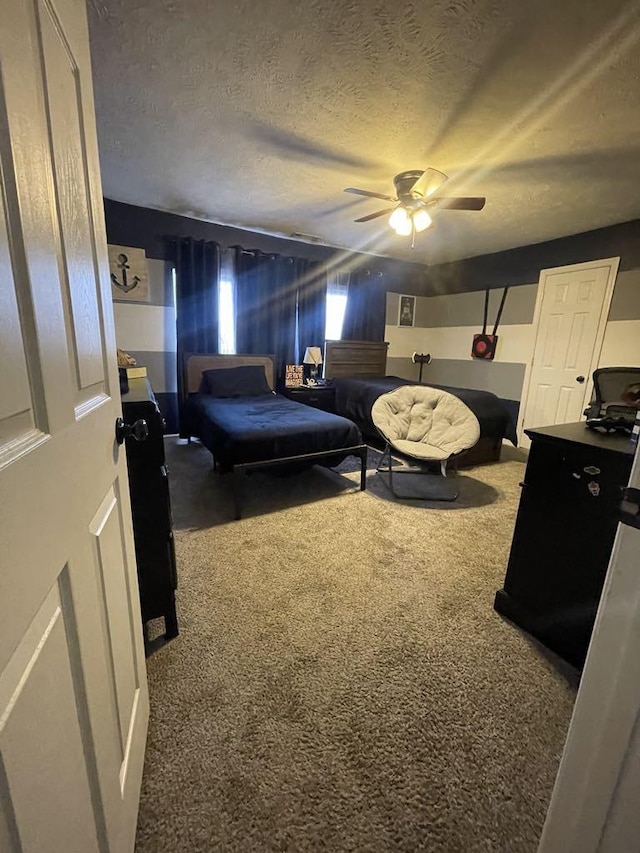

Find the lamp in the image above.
[
  {"left": 389, "top": 207, "right": 411, "bottom": 236},
  {"left": 303, "top": 346, "right": 323, "bottom": 384},
  {"left": 389, "top": 205, "right": 433, "bottom": 236},
  {"left": 413, "top": 209, "right": 432, "bottom": 232}
]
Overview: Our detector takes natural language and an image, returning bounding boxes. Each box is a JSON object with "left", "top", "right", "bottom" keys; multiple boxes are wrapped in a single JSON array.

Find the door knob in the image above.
[
  {"left": 115, "top": 417, "right": 148, "bottom": 445},
  {"left": 576, "top": 375, "right": 585, "bottom": 383}
]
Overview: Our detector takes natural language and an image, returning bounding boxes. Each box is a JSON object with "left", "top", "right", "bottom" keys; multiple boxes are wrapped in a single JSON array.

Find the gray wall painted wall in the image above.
[
  {"left": 385, "top": 263, "right": 640, "bottom": 405},
  {"left": 608, "top": 269, "right": 640, "bottom": 321},
  {"left": 114, "top": 258, "right": 177, "bottom": 399},
  {"left": 110, "top": 200, "right": 640, "bottom": 425},
  {"left": 114, "top": 257, "right": 174, "bottom": 307},
  {"left": 388, "top": 273, "right": 640, "bottom": 331},
  {"left": 387, "top": 357, "right": 526, "bottom": 401},
  {"left": 122, "top": 350, "right": 177, "bottom": 393}
]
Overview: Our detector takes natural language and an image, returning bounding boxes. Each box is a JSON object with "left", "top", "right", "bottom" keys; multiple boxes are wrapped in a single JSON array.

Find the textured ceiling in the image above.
[{"left": 87, "top": 0, "right": 640, "bottom": 265}]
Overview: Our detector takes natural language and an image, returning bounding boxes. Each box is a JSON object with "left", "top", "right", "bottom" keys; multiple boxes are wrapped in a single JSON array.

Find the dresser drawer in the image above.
[{"left": 285, "top": 386, "right": 335, "bottom": 412}]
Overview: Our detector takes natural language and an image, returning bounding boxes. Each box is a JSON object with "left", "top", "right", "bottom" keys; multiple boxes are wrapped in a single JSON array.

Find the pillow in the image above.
[{"left": 199, "top": 365, "right": 271, "bottom": 397}]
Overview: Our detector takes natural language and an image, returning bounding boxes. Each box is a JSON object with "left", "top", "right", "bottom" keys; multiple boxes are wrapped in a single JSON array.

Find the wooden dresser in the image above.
[
  {"left": 494, "top": 422, "right": 634, "bottom": 668},
  {"left": 121, "top": 378, "right": 178, "bottom": 647}
]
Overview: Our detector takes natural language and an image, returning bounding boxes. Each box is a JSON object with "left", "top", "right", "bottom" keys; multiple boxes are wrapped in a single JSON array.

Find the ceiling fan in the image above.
[{"left": 344, "top": 168, "right": 485, "bottom": 247}]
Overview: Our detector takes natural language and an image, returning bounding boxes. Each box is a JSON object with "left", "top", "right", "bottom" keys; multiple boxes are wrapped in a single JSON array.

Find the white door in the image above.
[
  {"left": 537, "top": 445, "right": 640, "bottom": 853},
  {"left": 519, "top": 259, "right": 619, "bottom": 446},
  {"left": 0, "top": 0, "right": 148, "bottom": 851}
]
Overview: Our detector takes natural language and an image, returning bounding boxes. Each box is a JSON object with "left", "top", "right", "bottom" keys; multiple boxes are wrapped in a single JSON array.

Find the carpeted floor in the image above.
[{"left": 135, "top": 439, "right": 578, "bottom": 853}]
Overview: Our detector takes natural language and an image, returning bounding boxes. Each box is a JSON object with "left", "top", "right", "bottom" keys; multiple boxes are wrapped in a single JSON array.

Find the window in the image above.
[
  {"left": 218, "top": 252, "right": 236, "bottom": 354},
  {"left": 325, "top": 272, "right": 349, "bottom": 340},
  {"left": 172, "top": 256, "right": 236, "bottom": 354},
  {"left": 171, "top": 266, "right": 177, "bottom": 317}
]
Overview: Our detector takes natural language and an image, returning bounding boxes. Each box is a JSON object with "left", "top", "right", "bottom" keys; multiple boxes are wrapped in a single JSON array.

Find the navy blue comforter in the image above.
[
  {"left": 188, "top": 393, "right": 363, "bottom": 471},
  {"left": 333, "top": 376, "right": 518, "bottom": 445}
]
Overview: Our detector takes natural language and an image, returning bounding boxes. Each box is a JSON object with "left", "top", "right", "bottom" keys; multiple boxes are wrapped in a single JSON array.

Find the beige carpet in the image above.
[{"left": 136, "top": 440, "right": 577, "bottom": 853}]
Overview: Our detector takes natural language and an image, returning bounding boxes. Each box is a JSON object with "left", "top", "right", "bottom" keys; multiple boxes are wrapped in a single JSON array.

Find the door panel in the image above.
[
  {"left": 564, "top": 311, "right": 586, "bottom": 368},
  {"left": 0, "top": 94, "right": 48, "bottom": 459},
  {"left": 0, "top": 202, "right": 32, "bottom": 430},
  {"left": 90, "top": 488, "right": 140, "bottom": 765},
  {"left": 39, "top": 0, "right": 105, "bottom": 400},
  {"left": 0, "top": 0, "right": 148, "bottom": 849},
  {"left": 0, "top": 583, "right": 100, "bottom": 853}
]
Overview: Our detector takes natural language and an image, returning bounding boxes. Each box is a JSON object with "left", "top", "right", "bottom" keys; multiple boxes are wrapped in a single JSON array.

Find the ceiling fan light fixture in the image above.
[
  {"left": 413, "top": 209, "right": 432, "bottom": 232},
  {"left": 389, "top": 206, "right": 411, "bottom": 235}
]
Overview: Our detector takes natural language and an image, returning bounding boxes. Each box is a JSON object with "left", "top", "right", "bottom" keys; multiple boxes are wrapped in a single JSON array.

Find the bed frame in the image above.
[
  {"left": 182, "top": 353, "right": 367, "bottom": 518},
  {"left": 323, "top": 340, "right": 503, "bottom": 466},
  {"left": 183, "top": 352, "right": 278, "bottom": 394}
]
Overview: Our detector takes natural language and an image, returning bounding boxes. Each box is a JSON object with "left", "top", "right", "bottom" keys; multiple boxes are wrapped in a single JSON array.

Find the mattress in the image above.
[
  {"left": 188, "top": 392, "right": 363, "bottom": 471},
  {"left": 333, "top": 376, "right": 518, "bottom": 446}
]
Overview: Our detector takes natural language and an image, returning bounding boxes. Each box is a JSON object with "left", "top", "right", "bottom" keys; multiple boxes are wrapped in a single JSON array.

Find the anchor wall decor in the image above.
[{"left": 108, "top": 244, "right": 149, "bottom": 302}]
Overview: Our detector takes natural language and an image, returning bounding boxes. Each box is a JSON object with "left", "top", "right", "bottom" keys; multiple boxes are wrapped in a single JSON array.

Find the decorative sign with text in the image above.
[
  {"left": 109, "top": 244, "right": 149, "bottom": 301},
  {"left": 285, "top": 365, "right": 304, "bottom": 387}
]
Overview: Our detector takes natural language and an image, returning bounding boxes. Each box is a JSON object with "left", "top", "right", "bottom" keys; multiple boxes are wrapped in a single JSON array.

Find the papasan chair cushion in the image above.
[{"left": 371, "top": 385, "right": 480, "bottom": 462}]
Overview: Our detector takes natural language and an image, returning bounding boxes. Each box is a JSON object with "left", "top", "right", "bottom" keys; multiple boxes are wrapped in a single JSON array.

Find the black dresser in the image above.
[
  {"left": 121, "top": 378, "right": 178, "bottom": 646},
  {"left": 494, "top": 422, "right": 634, "bottom": 668}
]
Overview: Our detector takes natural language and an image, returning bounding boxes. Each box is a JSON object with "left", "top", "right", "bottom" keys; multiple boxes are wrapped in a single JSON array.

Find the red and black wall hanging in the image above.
[{"left": 472, "top": 287, "right": 509, "bottom": 360}]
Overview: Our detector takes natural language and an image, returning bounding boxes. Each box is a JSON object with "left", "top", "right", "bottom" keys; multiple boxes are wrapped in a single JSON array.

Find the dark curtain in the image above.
[
  {"left": 172, "top": 237, "right": 220, "bottom": 435},
  {"left": 234, "top": 249, "right": 298, "bottom": 383},
  {"left": 341, "top": 268, "right": 386, "bottom": 341},
  {"left": 296, "top": 259, "right": 326, "bottom": 361}
]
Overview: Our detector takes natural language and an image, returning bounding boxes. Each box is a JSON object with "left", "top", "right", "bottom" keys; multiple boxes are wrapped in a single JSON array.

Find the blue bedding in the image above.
[
  {"left": 333, "top": 376, "right": 518, "bottom": 445},
  {"left": 188, "top": 392, "right": 363, "bottom": 472}
]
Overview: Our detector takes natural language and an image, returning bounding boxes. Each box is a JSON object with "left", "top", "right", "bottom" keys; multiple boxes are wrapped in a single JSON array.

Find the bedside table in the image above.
[{"left": 284, "top": 384, "right": 336, "bottom": 413}]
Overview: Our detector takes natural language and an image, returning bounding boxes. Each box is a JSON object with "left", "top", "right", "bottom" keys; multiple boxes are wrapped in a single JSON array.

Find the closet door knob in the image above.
[{"left": 576, "top": 375, "right": 585, "bottom": 383}]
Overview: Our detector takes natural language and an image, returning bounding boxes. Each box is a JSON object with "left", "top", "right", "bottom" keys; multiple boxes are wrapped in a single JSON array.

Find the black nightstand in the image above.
[{"left": 284, "top": 384, "right": 336, "bottom": 413}]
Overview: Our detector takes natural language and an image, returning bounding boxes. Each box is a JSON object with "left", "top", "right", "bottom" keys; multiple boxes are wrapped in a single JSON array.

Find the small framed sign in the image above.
[
  {"left": 109, "top": 244, "right": 149, "bottom": 301},
  {"left": 398, "top": 294, "right": 415, "bottom": 327},
  {"left": 285, "top": 364, "right": 304, "bottom": 387}
]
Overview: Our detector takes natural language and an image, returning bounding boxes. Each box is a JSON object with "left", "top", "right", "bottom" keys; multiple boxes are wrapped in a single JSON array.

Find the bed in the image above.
[
  {"left": 324, "top": 341, "right": 517, "bottom": 466},
  {"left": 181, "top": 354, "right": 367, "bottom": 518}
]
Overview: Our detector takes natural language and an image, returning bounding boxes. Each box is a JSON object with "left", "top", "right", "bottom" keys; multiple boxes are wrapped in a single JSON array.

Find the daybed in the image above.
[
  {"left": 324, "top": 340, "right": 517, "bottom": 466},
  {"left": 181, "top": 354, "right": 367, "bottom": 519}
]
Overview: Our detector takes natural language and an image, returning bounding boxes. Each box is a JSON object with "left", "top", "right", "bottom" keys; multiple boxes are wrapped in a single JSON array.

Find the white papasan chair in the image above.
[{"left": 371, "top": 385, "right": 481, "bottom": 501}]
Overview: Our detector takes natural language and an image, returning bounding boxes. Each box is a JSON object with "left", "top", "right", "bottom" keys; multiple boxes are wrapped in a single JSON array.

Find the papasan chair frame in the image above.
[{"left": 371, "top": 385, "right": 481, "bottom": 502}]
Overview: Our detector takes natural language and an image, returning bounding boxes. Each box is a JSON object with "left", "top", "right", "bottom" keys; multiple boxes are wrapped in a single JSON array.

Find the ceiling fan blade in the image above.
[
  {"left": 409, "top": 168, "right": 448, "bottom": 199},
  {"left": 354, "top": 207, "right": 395, "bottom": 223},
  {"left": 432, "top": 196, "right": 486, "bottom": 210},
  {"left": 344, "top": 187, "right": 396, "bottom": 202}
]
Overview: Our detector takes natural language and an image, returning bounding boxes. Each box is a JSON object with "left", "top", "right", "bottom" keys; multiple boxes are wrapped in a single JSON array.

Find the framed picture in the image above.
[
  {"left": 398, "top": 294, "right": 416, "bottom": 327},
  {"left": 285, "top": 364, "right": 304, "bottom": 387},
  {"left": 109, "top": 244, "right": 149, "bottom": 302}
]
